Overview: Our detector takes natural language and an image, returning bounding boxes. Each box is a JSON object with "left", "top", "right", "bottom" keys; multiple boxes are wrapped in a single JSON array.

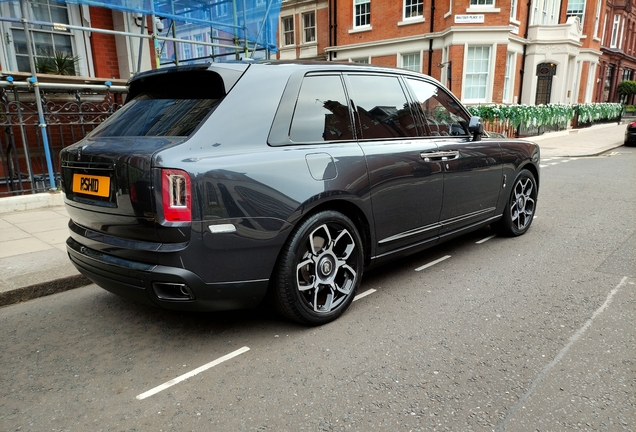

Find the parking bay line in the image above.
[
  {"left": 354, "top": 288, "right": 377, "bottom": 301},
  {"left": 495, "top": 276, "right": 630, "bottom": 432},
  {"left": 136, "top": 347, "right": 250, "bottom": 400},
  {"left": 415, "top": 255, "right": 451, "bottom": 272},
  {"left": 476, "top": 234, "right": 497, "bottom": 244}
]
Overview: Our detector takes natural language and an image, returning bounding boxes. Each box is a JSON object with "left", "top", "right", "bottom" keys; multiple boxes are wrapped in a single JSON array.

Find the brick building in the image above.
[
  {"left": 277, "top": 0, "right": 636, "bottom": 106},
  {"left": 597, "top": 0, "right": 636, "bottom": 104},
  {"left": 0, "top": 1, "right": 155, "bottom": 81},
  {"left": 2, "top": 1, "right": 634, "bottom": 100}
]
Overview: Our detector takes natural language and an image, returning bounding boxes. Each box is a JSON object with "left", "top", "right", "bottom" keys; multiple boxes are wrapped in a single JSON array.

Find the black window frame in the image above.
[
  {"left": 268, "top": 71, "right": 358, "bottom": 146},
  {"left": 268, "top": 67, "right": 473, "bottom": 146}
]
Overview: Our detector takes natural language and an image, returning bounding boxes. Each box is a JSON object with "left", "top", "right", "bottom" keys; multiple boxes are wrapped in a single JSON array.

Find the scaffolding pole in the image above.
[{"left": 19, "top": 0, "right": 56, "bottom": 191}]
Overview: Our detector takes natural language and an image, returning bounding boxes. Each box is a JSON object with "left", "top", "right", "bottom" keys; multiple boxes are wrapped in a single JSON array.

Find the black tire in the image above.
[
  {"left": 493, "top": 169, "right": 537, "bottom": 237},
  {"left": 271, "top": 210, "right": 364, "bottom": 325}
]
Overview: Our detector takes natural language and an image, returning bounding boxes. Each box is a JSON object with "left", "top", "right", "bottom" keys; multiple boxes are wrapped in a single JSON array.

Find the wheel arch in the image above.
[
  {"left": 269, "top": 197, "right": 374, "bottom": 287},
  {"left": 296, "top": 199, "right": 373, "bottom": 268},
  {"left": 519, "top": 161, "right": 540, "bottom": 191}
]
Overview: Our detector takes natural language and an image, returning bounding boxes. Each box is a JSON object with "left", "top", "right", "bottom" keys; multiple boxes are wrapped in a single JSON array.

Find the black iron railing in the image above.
[{"left": 0, "top": 82, "right": 126, "bottom": 196}]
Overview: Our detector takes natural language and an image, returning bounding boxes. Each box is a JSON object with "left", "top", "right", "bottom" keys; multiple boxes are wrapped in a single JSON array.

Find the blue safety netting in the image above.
[{"left": 3, "top": 0, "right": 282, "bottom": 56}]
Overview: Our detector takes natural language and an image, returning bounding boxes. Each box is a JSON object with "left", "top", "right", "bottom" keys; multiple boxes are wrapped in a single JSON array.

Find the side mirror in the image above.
[{"left": 468, "top": 116, "right": 484, "bottom": 141}]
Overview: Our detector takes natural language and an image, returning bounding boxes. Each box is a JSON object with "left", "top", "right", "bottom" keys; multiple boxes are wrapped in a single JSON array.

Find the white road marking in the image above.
[
  {"left": 476, "top": 234, "right": 497, "bottom": 244},
  {"left": 415, "top": 255, "right": 451, "bottom": 272},
  {"left": 354, "top": 288, "right": 377, "bottom": 301},
  {"left": 136, "top": 347, "right": 250, "bottom": 400},
  {"left": 495, "top": 276, "right": 630, "bottom": 431}
]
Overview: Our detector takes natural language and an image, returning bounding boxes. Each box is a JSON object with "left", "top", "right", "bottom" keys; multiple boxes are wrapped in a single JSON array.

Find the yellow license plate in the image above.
[{"left": 72, "top": 174, "right": 110, "bottom": 197}]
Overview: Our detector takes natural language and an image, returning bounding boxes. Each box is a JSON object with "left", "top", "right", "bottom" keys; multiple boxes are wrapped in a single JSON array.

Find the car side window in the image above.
[
  {"left": 290, "top": 75, "right": 354, "bottom": 143},
  {"left": 346, "top": 74, "right": 419, "bottom": 139},
  {"left": 406, "top": 78, "right": 470, "bottom": 137}
]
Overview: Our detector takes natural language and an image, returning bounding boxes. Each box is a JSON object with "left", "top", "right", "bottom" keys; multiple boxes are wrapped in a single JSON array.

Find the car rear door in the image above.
[{"left": 345, "top": 73, "right": 444, "bottom": 258}]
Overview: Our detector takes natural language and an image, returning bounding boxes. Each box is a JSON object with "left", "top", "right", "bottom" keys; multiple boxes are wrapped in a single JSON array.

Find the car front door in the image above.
[
  {"left": 406, "top": 78, "right": 503, "bottom": 235},
  {"left": 346, "top": 73, "right": 444, "bottom": 258}
]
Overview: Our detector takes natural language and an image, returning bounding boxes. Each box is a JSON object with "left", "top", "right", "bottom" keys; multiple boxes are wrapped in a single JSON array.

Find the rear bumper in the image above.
[{"left": 66, "top": 237, "right": 268, "bottom": 311}]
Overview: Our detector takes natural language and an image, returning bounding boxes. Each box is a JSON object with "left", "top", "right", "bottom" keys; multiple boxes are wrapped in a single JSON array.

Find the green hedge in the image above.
[{"left": 467, "top": 103, "right": 623, "bottom": 129}]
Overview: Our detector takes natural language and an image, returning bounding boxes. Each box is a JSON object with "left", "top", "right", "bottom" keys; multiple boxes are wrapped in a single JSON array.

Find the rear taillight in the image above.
[
  {"left": 161, "top": 169, "right": 191, "bottom": 223},
  {"left": 630, "top": 121, "right": 636, "bottom": 128}
]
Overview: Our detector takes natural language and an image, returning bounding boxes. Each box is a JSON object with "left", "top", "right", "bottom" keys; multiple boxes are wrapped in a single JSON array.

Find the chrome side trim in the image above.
[
  {"left": 439, "top": 207, "right": 496, "bottom": 227},
  {"left": 372, "top": 236, "right": 438, "bottom": 260},
  {"left": 438, "top": 215, "right": 501, "bottom": 240},
  {"left": 378, "top": 222, "right": 441, "bottom": 245}
]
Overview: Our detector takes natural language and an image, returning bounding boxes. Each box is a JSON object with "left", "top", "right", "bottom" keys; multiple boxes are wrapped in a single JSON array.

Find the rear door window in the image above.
[
  {"left": 289, "top": 74, "right": 353, "bottom": 143},
  {"left": 345, "top": 74, "right": 419, "bottom": 139}
]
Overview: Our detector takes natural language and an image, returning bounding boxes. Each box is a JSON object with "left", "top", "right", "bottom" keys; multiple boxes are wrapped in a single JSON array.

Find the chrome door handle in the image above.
[{"left": 420, "top": 151, "right": 459, "bottom": 162}]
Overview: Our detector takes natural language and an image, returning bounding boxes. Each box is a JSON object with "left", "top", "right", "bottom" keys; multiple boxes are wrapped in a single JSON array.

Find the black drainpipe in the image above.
[
  {"left": 428, "top": 0, "right": 435, "bottom": 75},
  {"left": 331, "top": 0, "right": 338, "bottom": 60},
  {"left": 516, "top": 0, "right": 532, "bottom": 137}
]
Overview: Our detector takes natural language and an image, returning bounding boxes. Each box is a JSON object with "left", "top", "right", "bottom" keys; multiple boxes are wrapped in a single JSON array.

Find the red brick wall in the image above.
[
  {"left": 514, "top": 53, "right": 523, "bottom": 103},
  {"left": 370, "top": 54, "right": 395, "bottom": 68},
  {"left": 88, "top": 7, "right": 120, "bottom": 79},
  {"left": 578, "top": 62, "right": 590, "bottom": 103},
  {"left": 338, "top": 1, "right": 429, "bottom": 46},
  {"left": 430, "top": 49, "right": 443, "bottom": 82},
  {"left": 317, "top": 7, "right": 329, "bottom": 57},
  {"left": 276, "top": 6, "right": 329, "bottom": 60},
  {"left": 492, "top": 44, "right": 508, "bottom": 103},
  {"left": 448, "top": 45, "right": 464, "bottom": 98}
]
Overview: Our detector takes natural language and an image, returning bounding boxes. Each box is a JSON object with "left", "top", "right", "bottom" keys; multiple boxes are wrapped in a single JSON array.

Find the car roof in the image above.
[{"left": 129, "top": 60, "right": 440, "bottom": 86}]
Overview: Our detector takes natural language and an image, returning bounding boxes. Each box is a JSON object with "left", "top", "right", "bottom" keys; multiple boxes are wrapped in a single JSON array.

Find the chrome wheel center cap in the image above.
[
  {"left": 319, "top": 258, "right": 333, "bottom": 277},
  {"left": 517, "top": 196, "right": 526, "bottom": 209}
]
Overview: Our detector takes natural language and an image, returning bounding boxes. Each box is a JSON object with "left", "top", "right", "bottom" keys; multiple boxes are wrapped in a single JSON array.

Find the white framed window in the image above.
[
  {"left": 281, "top": 16, "right": 294, "bottom": 46},
  {"left": 503, "top": 52, "right": 514, "bottom": 103},
  {"left": 566, "top": 0, "right": 586, "bottom": 25},
  {"left": 354, "top": 0, "right": 371, "bottom": 28},
  {"left": 182, "top": 36, "right": 191, "bottom": 60},
  {"left": 610, "top": 14, "right": 621, "bottom": 48},
  {"left": 404, "top": 0, "right": 423, "bottom": 20},
  {"left": 541, "top": 0, "right": 549, "bottom": 24},
  {"left": 401, "top": 52, "right": 420, "bottom": 72},
  {"left": 464, "top": 46, "right": 491, "bottom": 102},
  {"left": 193, "top": 34, "right": 204, "bottom": 58},
  {"left": 215, "top": 1, "right": 229, "bottom": 16},
  {"left": 593, "top": 0, "right": 601, "bottom": 38},
  {"left": 550, "top": 0, "right": 559, "bottom": 23},
  {"left": 350, "top": 57, "right": 370, "bottom": 63},
  {"left": 470, "top": 0, "right": 494, "bottom": 5},
  {"left": 302, "top": 11, "right": 316, "bottom": 44},
  {"left": 618, "top": 14, "right": 625, "bottom": 49},
  {"left": 1, "top": 0, "right": 91, "bottom": 75},
  {"left": 510, "top": 0, "right": 518, "bottom": 21},
  {"left": 530, "top": 0, "right": 558, "bottom": 25}
]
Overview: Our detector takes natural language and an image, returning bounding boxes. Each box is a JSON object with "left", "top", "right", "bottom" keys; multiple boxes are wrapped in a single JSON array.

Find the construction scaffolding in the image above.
[{"left": 0, "top": 0, "right": 282, "bottom": 194}]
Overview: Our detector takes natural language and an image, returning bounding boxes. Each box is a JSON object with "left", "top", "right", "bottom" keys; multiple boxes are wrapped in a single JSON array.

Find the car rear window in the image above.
[{"left": 89, "top": 70, "right": 225, "bottom": 137}]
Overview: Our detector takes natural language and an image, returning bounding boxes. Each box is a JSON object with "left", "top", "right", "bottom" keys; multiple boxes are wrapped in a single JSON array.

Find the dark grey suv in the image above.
[{"left": 60, "top": 61, "right": 539, "bottom": 325}]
